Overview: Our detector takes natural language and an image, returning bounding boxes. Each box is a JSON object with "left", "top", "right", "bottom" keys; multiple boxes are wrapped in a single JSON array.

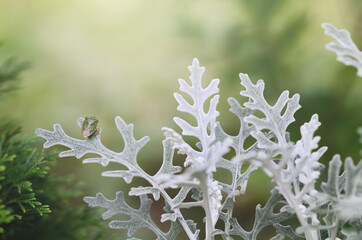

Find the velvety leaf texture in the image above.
[
  {"left": 323, "top": 23, "right": 362, "bottom": 77},
  {"left": 35, "top": 24, "right": 362, "bottom": 239}
]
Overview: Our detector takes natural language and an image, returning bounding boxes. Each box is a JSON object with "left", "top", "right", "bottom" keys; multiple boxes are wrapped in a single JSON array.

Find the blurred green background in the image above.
[{"left": 0, "top": 0, "right": 361, "bottom": 238}]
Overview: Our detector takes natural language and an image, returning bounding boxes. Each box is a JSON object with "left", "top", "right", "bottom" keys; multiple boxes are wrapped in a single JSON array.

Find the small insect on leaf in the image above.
[{"left": 81, "top": 116, "right": 99, "bottom": 138}]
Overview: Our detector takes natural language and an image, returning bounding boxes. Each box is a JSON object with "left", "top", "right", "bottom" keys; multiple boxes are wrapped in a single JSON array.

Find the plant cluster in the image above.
[
  {"left": 0, "top": 123, "right": 52, "bottom": 234},
  {"left": 36, "top": 23, "right": 362, "bottom": 240}
]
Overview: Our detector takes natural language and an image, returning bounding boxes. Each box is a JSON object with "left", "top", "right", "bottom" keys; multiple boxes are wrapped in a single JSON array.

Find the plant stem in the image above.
[
  {"left": 145, "top": 173, "right": 197, "bottom": 240},
  {"left": 330, "top": 216, "right": 340, "bottom": 240},
  {"left": 274, "top": 174, "right": 318, "bottom": 240},
  {"left": 103, "top": 150, "right": 198, "bottom": 240},
  {"left": 200, "top": 176, "right": 215, "bottom": 240}
]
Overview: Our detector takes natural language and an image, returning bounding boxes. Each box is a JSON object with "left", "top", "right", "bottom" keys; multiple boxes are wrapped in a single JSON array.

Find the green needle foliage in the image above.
[
  {"left": 0, "top": 124, "right": 51, "bottom": 232},
  {"left": 0, "top": 53, "right": 116, "bottom": 240}
]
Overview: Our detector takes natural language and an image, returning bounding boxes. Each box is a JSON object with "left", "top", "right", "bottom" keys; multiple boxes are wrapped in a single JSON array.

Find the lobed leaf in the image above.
[
  {"left": 239, "top": 73, "right": 300, "bottom": 148},
  {"left": 323, "top": 23, "right": 362, "bottom": 77}
]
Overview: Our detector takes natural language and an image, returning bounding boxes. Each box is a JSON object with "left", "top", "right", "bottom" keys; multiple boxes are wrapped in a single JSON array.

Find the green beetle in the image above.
[{"left": 81, "top": 116, "right": 99, "bottom": 138}]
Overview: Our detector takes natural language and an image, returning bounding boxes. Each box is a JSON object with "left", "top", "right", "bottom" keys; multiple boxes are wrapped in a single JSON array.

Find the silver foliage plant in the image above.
[
  {"left": 35, "top": 23, "right": 362, "bottom": 240},
  {"left": 322, "top": 23, "right": 362, "bottom": 77}
]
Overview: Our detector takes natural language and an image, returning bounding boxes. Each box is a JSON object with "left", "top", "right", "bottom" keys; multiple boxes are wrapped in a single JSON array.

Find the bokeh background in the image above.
[{"left": 0, "top": 0, "right": 361, "bottom": 239}]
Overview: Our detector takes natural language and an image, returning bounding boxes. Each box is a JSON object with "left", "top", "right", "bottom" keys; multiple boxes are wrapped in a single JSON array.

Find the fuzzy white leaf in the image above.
[
  {"left": 294, "top": 114, "right": 326, "bottom": 187},
  {"left": 173, "top": 58, "right": 220, "bottom": 151},
  {"left": 323, "top": 23, "right": 362, "bottom": 77},
  {"left": 102, "top": 170, "right": 140, "bottom": 184},
  {"left": 239, "top": 73, "right": 300, "bottom": 148},
  {"left": 162, "top": 127, "right": 200, "bottom": 166},
  {"left": 161, "top": 212, "right": 181, "bottom": 223},
  {"left": 129, "top": 187, "right": 161, "bottom": 200}
]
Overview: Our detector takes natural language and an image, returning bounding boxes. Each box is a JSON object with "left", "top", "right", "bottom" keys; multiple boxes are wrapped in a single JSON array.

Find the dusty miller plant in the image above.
[{"left": 35, "top": 23, "right": 362, "bottom": 240}]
